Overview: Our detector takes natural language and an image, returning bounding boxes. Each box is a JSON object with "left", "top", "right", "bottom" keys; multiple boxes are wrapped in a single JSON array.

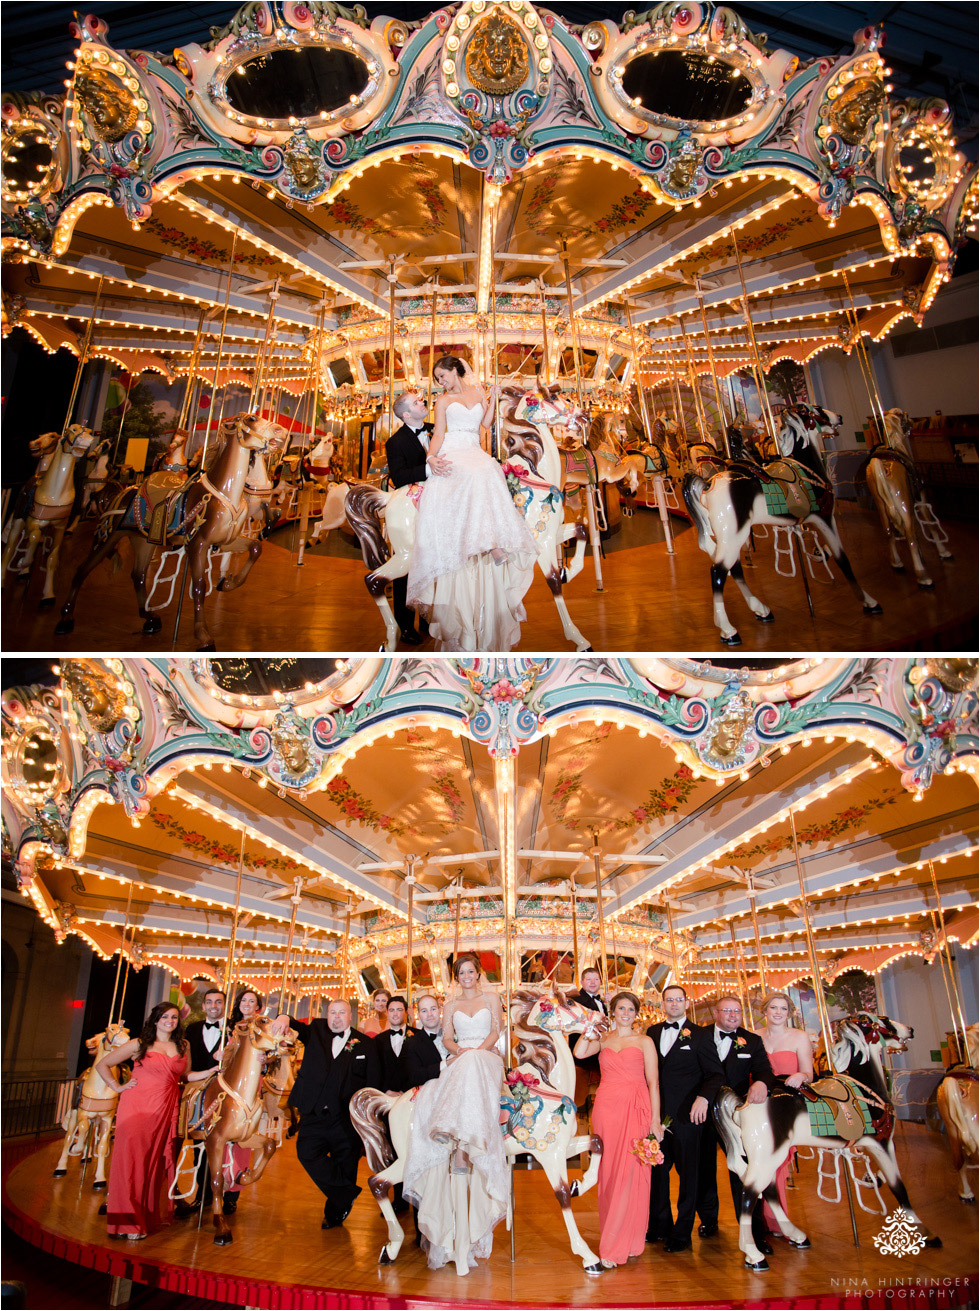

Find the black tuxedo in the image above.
[
  {"left": 570, "top": 989, "right": 606, "bottom": 1072},
  {"left": 646, "top": 1020, "right": 723, "bottom": 1242},
  {"left": 185, "top": 1020, "right": 223, "bottom": 1073},
  {"left": 385, "top": 421, "right": 432, "bottom": 632},
  {"left": 287, "top": 1022, "right": 380, "bottom": 1224},
  {"left": 402, "top": 1030, "right": 444, "bottom": 1089},
  {"left": 698, "top": 1025, "right": 776, "bottom": 1245},
  {"left": 375, "top": 1025, "right": 419, "bottom": 1095}
]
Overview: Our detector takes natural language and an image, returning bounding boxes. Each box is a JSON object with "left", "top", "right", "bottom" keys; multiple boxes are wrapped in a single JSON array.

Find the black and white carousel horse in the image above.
[
  {"left": 683, "top": 404, "right": 881, "bottom": 644},
  {"left": 713, "top": 1011, "right": 940, "bottom": 1270}
]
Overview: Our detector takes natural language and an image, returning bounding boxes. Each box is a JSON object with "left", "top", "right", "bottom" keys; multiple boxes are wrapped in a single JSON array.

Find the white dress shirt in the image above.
[
  {"left": 202, "top": 1021, "right": 222, "bottom": 1054},
  {"left": 389, "top": 1028, "right": 405, "bottom": 1057},
  {"left": 331, "top": 1027, "right": 351, "bottom": 1057},
  {"left": 714, "top": 1025, "right": 735, "bottom": 1059},
  {"left": 660, "top": 1021, "right": 682, "bottom": 1058},
  {"left": 584, "top": 991, "right": 606, "bottom": 1014}
]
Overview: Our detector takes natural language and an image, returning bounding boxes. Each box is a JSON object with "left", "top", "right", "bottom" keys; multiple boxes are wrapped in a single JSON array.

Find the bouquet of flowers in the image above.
[{"left": 630, "top": 1133, "right": 665, "bottom": 1167}]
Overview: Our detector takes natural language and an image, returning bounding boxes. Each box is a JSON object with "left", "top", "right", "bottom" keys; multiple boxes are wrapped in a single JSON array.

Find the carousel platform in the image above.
[
  {"left": 3, "top": 1125, "right": 977, "bottom": 1310},
  {"left": 2, "top": 502, "right": 976, "bottom": 653}
]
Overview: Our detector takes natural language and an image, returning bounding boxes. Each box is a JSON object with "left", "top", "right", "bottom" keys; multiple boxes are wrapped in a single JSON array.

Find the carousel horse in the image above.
[
  {"left": 937, "top": 1023, "right": 979, "bottom": 1202},
  {"left": 683, "top": 404, "right": 881, "bottom": 645},
  {"left": 260, "top": 1035, "right": 303, "bottom": 1138},
  {"left": 1, "top": 431, "right": 61, "bottom": 569},
  {"left": 561, "top": 411, "right": 641, "bottom": 512},
  {"left": 350, "top": 989, "right": 604, "bottom": 1275},
  {"left": 1, "top": 423, "right": 95, "bottom": 606},
  {"left": 53, "top": 1023, "right": 130, "bottom": 1188},
  {"left": 55, "top": 412, "right": 286, "bottom": 650},
  {"left": 344, "top": 383, "right": 592, "bottom": 651},
  {"left": 713, "top": 1011, "right": 939, "bottom": 1271},
  {"left": 304, "top": 436, "right": 354, "bottom": 546},
  {"left": 864, "top": 408, "right": 952, "bottom": 587},
  {"left": 175, "top": 1016, "right": 295, "bottom": 1245}
]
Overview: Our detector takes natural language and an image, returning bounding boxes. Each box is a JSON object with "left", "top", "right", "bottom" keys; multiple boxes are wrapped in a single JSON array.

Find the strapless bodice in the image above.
[
  {"left": 442, "top": 400, "right": 484, "bottom": 451},
  {"left": 454, "top": 1006, "right": 493, "bottom": 1049}
]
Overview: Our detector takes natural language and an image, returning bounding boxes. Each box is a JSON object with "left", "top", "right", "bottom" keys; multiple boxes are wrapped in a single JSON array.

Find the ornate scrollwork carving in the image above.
[
  {"left": 465, "top": 12, "right": 530, "bottom": 95},
  {"left": 74, "top": 63, "right": 141, "bottom": 143},
  {"left": 62, "top": 659, "right": 127, "bottom": 734}
]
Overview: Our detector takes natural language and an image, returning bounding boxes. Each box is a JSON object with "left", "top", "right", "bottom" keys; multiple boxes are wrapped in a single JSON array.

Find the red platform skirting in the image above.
[{"left": 4, "top": 1132, "right": 977, "bottom": 1310}]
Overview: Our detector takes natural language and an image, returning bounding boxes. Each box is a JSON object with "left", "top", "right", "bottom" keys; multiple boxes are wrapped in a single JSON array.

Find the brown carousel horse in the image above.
[
  {"left": 53, "top": 1023, "right": 130, "bottom": 1188},
  {"left": 177, "top": 1016, "right": 295, "bottom": 1244},
  {"left": 937, "top": 1023, "right": 979, "bottom": 1202},
  {"left": 714, "top": 1012, "right": 940, "bottom": 1270},
  {"left": 1, "top": 423, "right": 95, "bottom": 606},
  {"left": 55, "top": 413, "right": 286, "bottom": 649},
  {"left": 863, "top": 408, "right": 952, "bottom": 587}
]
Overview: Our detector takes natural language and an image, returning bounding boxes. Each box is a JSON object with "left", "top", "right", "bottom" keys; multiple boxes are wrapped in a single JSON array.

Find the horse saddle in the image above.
[
  {"left": 134, "top": 470, "right": 189, "bottom": 545},
  {"left": 865, "top": 446, "right": 920, "bottom": 496},
  {"left": 561, "top": 447, "right": 597, "bottom": 484},
  {"left": 803, "top": 1075, "right": 875, "bottom": 1142},
  {"left": 178, "top": 1070, "right": 217, "bottom": 1138},
  {"left": 761, "top": 458, "right": 819, "bottom": 520},
  {"left": 625, "top": 446, "right": 666, "bottom": 475}
]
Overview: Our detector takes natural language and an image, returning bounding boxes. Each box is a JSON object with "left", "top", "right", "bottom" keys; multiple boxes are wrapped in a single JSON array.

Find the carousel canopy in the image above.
[
  {"left": 3, "top": 657, "right": 977, "bottom": 1004},
  {"left": 1, "top": 1, "right": 976, "bottom": 406}
]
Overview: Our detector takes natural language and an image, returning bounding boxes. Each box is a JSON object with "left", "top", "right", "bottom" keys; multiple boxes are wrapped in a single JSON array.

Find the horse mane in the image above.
[
  {"left": 510, "top": 988, "right": 563, "bottom": 1085},
  {"left": 832, "top": 1016, "right": 889, "bottom": 1100},
  {"left": 344, "top": 483, "right": 390, "bottom": 569},
  {"left": 499, "top": 389, "right": 545, "bottom": 475},
  {"left": 349, "top": 1088, "right": 396, "bottom": 1172}
]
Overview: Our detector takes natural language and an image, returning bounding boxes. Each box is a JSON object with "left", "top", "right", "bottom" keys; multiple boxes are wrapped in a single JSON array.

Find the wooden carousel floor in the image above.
[
  {"left": 3, "top": 1125, "right": 977, "bottom": 1309},
  {"left": 3, "top": 504, "right": 976, "bottom": 654}
]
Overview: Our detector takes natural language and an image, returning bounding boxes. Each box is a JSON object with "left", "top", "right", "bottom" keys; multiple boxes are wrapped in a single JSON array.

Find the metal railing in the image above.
[{"left": 2, "top": 1077, "right": 75, "bottom": 1139}]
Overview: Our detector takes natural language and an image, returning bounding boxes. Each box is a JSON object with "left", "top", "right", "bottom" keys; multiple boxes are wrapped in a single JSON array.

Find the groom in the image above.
[{"left": 385, "top": 391, "right": 451, "bottom": 646}]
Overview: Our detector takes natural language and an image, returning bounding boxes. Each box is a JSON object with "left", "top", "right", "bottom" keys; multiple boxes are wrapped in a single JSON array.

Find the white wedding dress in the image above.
[
  {"left": 406, "top": 400, "right": 536, "bottom": 651},
  {"left": 402, "top": 1006, "right": 508, "bottom": 1271}
]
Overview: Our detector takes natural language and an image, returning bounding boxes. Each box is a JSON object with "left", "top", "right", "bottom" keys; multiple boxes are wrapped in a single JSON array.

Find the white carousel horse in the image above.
[
  {"left": 344, "top": 384, "right": 592, "bottom": 651},
  {"left": 350, "top": 990, "right": 604, "bottom": 1276},
  {"left": 683, "top": 404, "right": 881, "bottom": 645},
  {"left": 714, "top": 1012, "right": 940, "bottom": 1270},
  {"left": 1, "top": 423, "right": 95, "bottom": 605},
  {"left": 936, "top": 1023, "right": 978, "bottom": 1202},
  {"left": 55, "top": 413, "right": 286, "bottom": 650},
  {"left": 865, "top": 408, "right": 952, "bottom": 587},
  {"left": 303, "top": 436, "right": 354, "bottom": 546},
  {"left": 53, "top": 1023, "right": 130, "bottom": 1188}
]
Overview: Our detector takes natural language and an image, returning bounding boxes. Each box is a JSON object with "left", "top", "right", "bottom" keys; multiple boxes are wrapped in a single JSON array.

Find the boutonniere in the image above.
[
  {"left": 343, "top": 1037, "right": 358, "bottom": 1054},
  {"left": 681, "top": 1027, "right": 692, "bottom": 1041},
  {"left": 736, "top": 1036, "right": 747, "bottom": 1049}
]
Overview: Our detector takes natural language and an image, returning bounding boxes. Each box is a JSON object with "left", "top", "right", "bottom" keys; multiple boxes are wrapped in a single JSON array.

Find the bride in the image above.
[
  {"left": 406, "top": 355, "right": 537, "bottom": 651},
  {"left": 402, "top": 953, "right": 508, "bottom": 1272}
]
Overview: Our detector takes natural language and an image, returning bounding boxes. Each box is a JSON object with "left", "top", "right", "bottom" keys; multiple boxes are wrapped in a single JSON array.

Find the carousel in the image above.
[
  {"left": 2, "top": 656, "right": 978, "bottom": 1308},
  {"left": 1, "top": 1, "right": 978, "bottom": 652}
]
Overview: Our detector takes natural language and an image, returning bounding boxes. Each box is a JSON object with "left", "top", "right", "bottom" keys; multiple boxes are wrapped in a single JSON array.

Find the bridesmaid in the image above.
[
  {"left": 575, "top": 991, "right": 663, "bottom": 1268},
  {"left": 758, "top": 992, "right": 814, "bottom": 1231},
  {"left": 360, "top": 988, "right": 391, "bottom": 1037},
  {"left": 96, "top": 1002, "right": 209, "bottom": 1238}
]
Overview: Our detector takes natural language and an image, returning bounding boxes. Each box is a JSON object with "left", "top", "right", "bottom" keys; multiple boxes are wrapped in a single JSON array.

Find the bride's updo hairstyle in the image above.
[
  {"left": 452, "top": 951, "right": 482, "bottom": 981},
  {"left": 434, "top": 355, "right": 467, "bottom": 378}
]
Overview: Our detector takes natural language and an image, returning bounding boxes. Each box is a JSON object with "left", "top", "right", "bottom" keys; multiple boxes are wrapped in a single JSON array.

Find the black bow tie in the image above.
[
  {"left": 204, "top": 1022, "right": 221, "bottom": 1030},
  {"left": 718, "top": 1029, "right": 736, "bottom": 1037},
  {"left": 664, "top": 1021, "right": 679, "bottom": 1029},
  {"left": 390, "top": 1028, "right": 404, "bottom": 1035}
]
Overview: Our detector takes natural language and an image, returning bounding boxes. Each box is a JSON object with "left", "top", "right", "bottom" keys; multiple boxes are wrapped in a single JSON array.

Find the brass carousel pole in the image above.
[
  {"left": 296, "top": 304, "right": 326, "bottom": 568},
  {"left": 386, "top": 258, "right": 397, "bottom": 443},
  {"left": 928, "top": 907, "right": 963, "bottom": 1060},
  {"left": 589, "top": 829, "right": 610, "bottom": 999},
  {"left": 562, "top": 241, "right": 603, "bottom": 590},
  {"left": 108, "top": 879, "right": 134, "bottom": 1026},
  {"left": 788, "top": 811, "right": 834, "bottom": 1061},
  {"left": 175, "top": 306, "right": 209, "bottom": 436},
  {"left": 64, "top": 275, "right": 105, "bottom": 433},
  {"left": 427, "top": 276, "right": 439, "bottom": 417},
  {"left": 927, "top": 860, "right": 970, "bottom": 1057},
  {"left": 489, "top": 210, "right": 501, "bottom": 453},
  {"left": 539, "top": 282, "right": 551, "bottom": 385},
  {"left": 665, "top": 902, "right": 681, "bottom": 983},
  {"left": 695, "top": 276, "right": 732, "bottom": 458},
  {"left": 219, "top": 830, "right": 247, "bottom": 1045},
  {"left": 730, "top": 229, "right": 778, "bottom": 444},
  {"left": 341, "top": 899, "right": 353, "bottom": 1003},
  {"left": 728, "top": 920, "right": 749, "bottom": 1020},
  {"left": 569, "top": 864, "right": 581, "bottom": 987},
  {"left": 748, "top": 885, "right": 769, "bottom": 997},
  {"left": 405, "top": 857, "right": 416, "bottom": 1014},
  {"left": 677, "top": 315, "right": 711, "bottom": 441},
  {"left": 110, "top": 368, "right": 137, "bottom": 468},
  {"left": 734, "top": 929, "right": 755, "bottom": 1028},
  {"left": 841, "top": 271, "right": 888, "bottom": 444},
  {"left": 277, "top": 878, "right": 303, "bottom": 1015},
  {"left": 202, "top": 228, "right": 238, "bottom": 465},
  {"left": 249, "top": 278, "right": 281, "bottom": 412},
  {"left": 624, "top": 299, "right": 674, "bottom": 552},
  {"left": 453, "top": 879, "right": 463, "bottom": 962}
]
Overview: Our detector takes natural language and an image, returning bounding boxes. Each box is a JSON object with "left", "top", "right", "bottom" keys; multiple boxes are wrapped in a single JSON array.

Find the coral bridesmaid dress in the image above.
[
  {"left": 592, "top": 1046, "right": 652, "bottom": 1265},
  {"left": 106, "top": 1051, "right": 185, "bottom": 1236}
]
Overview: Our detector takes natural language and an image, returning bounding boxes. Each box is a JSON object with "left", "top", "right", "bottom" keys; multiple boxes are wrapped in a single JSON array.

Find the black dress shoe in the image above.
[
  {"left": 399, "top": 627, "right": 424, "bottom": 646},
  {"left": 757, "top": 1238, "right": 773, "bottom": 1256},
  {"left": 663, "top": 1238, "right": 692, "bottom": 1253},
  {"left": 645, "top": 1232, "right": 666, "bottom": 1244},
  {"left": 222, "top": 1195, "right": 239, "bottom": 1215},
  {"left": 698, "top": 1222, "right": 718, "bottom": 1238},
  {"left": 321, "top": 1215, "right": 344, "bottom": 1229},
  {"left": 175, "top": 1201, "right": 198, "bottom": 1218}
]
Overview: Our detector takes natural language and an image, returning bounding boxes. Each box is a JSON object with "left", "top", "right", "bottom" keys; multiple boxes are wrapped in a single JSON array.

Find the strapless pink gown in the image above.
[
  {"left": 765, "top": 1049, "right": 801, "bottom": 1229},
  {"left": 592, "top": 1047, "right": 652, "bottom": 1265}
]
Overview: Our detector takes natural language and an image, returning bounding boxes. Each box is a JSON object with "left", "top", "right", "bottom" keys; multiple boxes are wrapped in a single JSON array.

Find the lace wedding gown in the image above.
[
  {"left": 402, "top": 1006, "right": 508, "bottom": 1271},
  {"left": 406, "top": 400, "right": 536, "bottom": 651}
]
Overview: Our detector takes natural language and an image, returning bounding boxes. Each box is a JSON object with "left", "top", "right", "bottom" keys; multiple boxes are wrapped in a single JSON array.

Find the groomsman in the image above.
[
  {"left": 273, "top": 999, "right": 380, "bottom": 1230},
  {"left": 646, "top": 984, "right": 723, "bottom": 1251},
  {"left": 570, "top": 968, "right": 607, "bottom": 1108},
  {"left": 403, "top": 994, "right": 448, "bottom": 1088},
  {"left": 375, "top": 996, "right": 419, "bottom": 1094},
  {"left": 697, "top": 995, "right": 775, "bottom": 1256},
  {"left": 180, "top": 989, "right": 233, "bottom": 1215}
]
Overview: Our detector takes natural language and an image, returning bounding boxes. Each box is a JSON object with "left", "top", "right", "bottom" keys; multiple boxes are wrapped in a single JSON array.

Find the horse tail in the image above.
[
  {"left": 938, "top": 1075, "right": 979, "bottom": 1162},
  {"left": 344, "top": 483, "right": 390, "bottom": 570},
  {"left": 713, "top": 1088, "right": 747, "bottom": 1175},
  {"left": 682, "top": 472, "right": 715, "bottom": 551},
  {"left": 349, "top": 1088, "right": 397, "bottom": 1172}
]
